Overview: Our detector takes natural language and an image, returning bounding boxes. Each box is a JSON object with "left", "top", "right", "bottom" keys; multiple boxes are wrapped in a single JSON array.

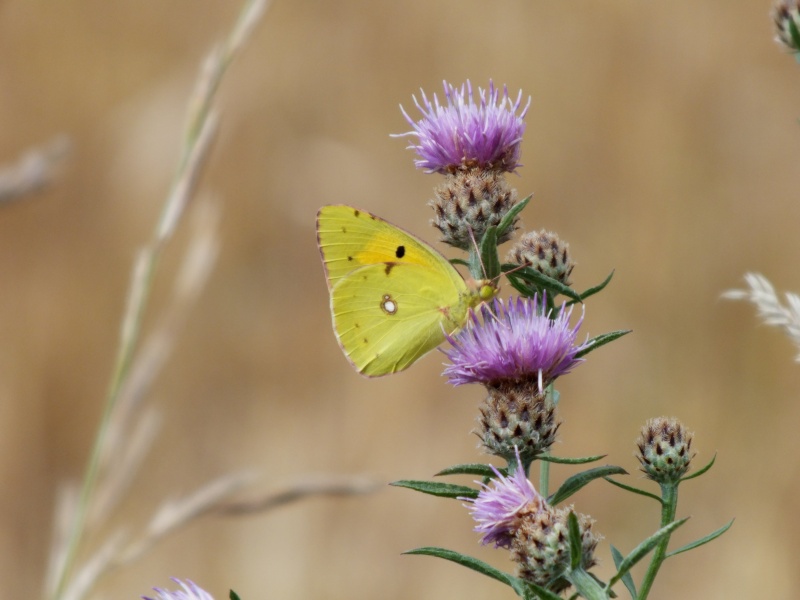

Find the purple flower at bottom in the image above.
[
  {"left": 464, "top": 449, "right": 544, "bottom": 548},
  {"left": 394, "top": 80, "right": 530, "bottom": 174},
  {"left": 443, "top": 295, "right": 588, "bottom": 388},
  {"left": 143, "top": 579, "right": 214, "bottom": 600}
]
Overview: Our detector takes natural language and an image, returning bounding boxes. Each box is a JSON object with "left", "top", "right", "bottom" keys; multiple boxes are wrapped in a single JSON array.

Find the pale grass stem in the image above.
[{"left": 47, "top": 2, "right": 271, "bottom": 599}]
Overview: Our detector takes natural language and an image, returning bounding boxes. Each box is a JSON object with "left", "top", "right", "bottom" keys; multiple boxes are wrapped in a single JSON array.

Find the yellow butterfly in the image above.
[{"left": 316, "top": 205, "right": 495, "bottom": 377}]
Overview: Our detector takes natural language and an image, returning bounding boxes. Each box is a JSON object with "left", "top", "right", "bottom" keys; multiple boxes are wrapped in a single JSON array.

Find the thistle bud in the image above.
[
  {"left": 512, "top": 507, "right": 600, "bottom": 592},
  {"left": 506, "top": 229, "right": 575, "bottom": 286},
  {"left": 636, "top": 417, "right": 695, "bottom": 484}
]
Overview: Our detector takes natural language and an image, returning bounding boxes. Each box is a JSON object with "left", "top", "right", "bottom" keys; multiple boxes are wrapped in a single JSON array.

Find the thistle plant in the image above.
[{"left": 383, "top": 80, "right": 732, "bottom": 599}]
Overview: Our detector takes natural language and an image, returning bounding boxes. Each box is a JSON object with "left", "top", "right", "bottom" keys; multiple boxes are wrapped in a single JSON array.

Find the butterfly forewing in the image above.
[{"left": 316, "top": 205, "right": 463, "bottom": 288}]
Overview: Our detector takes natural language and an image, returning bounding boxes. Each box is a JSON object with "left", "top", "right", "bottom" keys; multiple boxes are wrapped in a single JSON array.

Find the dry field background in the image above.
[{"left": 1, "top": 1, "right": 798, "bottom": 598}]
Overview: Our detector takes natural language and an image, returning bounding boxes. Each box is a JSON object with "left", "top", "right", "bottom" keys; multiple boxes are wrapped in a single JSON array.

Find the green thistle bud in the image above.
[
  {"left": 478, "top": 380, "right": 560, "bottom": 463},
  {"left": 773, "top": 0, "right": 800, "bottom": 52},
  {"left": 636, "top": 417, "right": 695, "bottom": 484},
  {"left": 429, "top": 168, "right": 518, "bottom": 250},
  {"left": 506, "top": 230, "right": 574, "bottom": 286},
  {"left": 512, "top": 507, "right": 600, "bottom": 592}
]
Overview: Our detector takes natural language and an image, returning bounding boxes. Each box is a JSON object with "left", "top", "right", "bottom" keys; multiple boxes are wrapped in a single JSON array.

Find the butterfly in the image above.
[{"left": 316, "top": 204, "right": 495, "bottom": 377}]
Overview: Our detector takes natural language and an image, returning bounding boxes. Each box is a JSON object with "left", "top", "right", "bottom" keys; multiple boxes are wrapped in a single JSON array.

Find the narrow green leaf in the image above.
[
  {"left": 435, "top": 463, "right": 506, "bottom": 477},
  {"left": 566, "top": 270, "right": 615, "bottom": 306},
  {"left": 568, "top": 567, "right": 609, "bottom": 600},
  {"left": 229, "top": 591, "right": 241, "bottom": 600},
  {"left": 506, "top": 273, "right": 538, "bottom": 297},
  {"left": 450, "top": 257, "right": 470, "bottom": 268},
  {"left": 390, "top": 480, "right": 477, "bottom": 499},
  {"left": 404, "top": 547, "right": 516, "bottom": 586},
  {"left": 603, "top": 477, "right": 663, "bottom": 504},
  {"left": 515, "top": 580, "right": 564, "bottom": 600},
  {"left": 497, "top": 194, "right": 532, "bottom": 238},
  {"left": 405, "top": 547, "right": 564, "bottom": 600},
  {"left": 567, "top": 512, "right": 582, "bottom": 570},
  {"left": 503, "top": 265, "right": 581, "bottom": 301},
  {"left": 480, "top": 226, "right": 501, "bottom": 280},
  {"left": 608, "top": 518, "right": 689, "bottom": 587},
  {"left": 538, "top": 454, "right": 606, "bottom": 465},
  {"left": 665, "top": 518, "right": 734, "bottom": 558},
  {"left": 680, "top": 453, "right": 716, "bottom": 482},
  {"left": 548, "top": 466, "right": 627, "bottom": 505},
  {"left": 575, "top": 330, "right": 631, "bottom": 359},
  {"left": 790, "top": 18, "right": 800, "bottom": 51},
  {"left": 609, "top": 545, "right": 636, "bottom": 598}
]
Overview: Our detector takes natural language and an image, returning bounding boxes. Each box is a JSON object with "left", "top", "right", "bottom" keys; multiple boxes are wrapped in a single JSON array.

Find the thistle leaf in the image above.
[
  {"left": 665, "top": 519, "right": 734, "bottom": 558},
  {"left": 390, "top": 480, "right": 477, "bottom": 499},
  {"left": 575, "top": 330, "right": 631, "bottom": 359},
  {"left": 434, "top": 463, "right": 506, "bottom": 478},
  {"left": 548, "top": 466, "right": 627, "bottom": 505}
]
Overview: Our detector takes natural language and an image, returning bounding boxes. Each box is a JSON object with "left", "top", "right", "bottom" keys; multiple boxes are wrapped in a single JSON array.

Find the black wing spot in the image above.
[
  {"left": 353, "top": 209, "right": 360, "bottom": 217},
  {"left": 395, "top": 245, "right": 406, "bottom": 259},
  {"left": 347, "top": 255, "right": 353, "bottom": 261},
  {"left": 384, "top": 262, "right": 397, "bottom": 276},
  {"left": 341, "top": 226, "right": 347, "bottom": 233}
]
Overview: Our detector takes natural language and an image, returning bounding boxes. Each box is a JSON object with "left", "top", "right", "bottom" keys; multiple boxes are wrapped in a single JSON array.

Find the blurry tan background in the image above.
[{"left": 0, "top": 1, "right": 797, "bottom": 598}]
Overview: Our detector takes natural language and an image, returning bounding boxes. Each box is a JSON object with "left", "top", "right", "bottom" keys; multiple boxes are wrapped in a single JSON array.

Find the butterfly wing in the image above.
[
  {"left": 316, "top": 204, "right": 465, "bottom": 289},
  {"left": 330, "top": 262, "right": 471, "bottom": 376},
  {"left": 316, "top": 205, "right": 476, "bottom": 376}
]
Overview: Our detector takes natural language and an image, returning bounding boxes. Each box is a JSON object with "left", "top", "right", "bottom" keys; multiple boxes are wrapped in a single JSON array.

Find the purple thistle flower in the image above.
[
  {"left": 394, "top": 80, "right": 530, "bottom": 174},
  {"left": 464, "top": 449, "right": 544, "bottom": 548},
  {"left": 143, "top": 579, "right": 214, "bottom": 600},
  {"left": 443, "top": 295, "right": 588, "bottom": 388}
]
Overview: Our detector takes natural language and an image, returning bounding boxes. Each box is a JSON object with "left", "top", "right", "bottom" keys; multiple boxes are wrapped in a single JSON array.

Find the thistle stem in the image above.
[{"left": 637, "top": 483, "right": 678, "bottom": 599}]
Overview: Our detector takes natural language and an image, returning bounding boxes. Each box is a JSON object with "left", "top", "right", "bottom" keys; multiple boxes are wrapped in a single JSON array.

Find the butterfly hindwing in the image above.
[
  {"left": 316, "top": 204, "right": 479, "bottom": 377},
  {"left": 330, "top": 261, "right": 468, "bottom": 376}
]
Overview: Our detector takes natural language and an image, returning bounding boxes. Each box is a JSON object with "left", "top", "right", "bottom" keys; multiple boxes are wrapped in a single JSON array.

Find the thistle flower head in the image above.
[
  {"left": 464, "top": 449, "right": 545, "bottom": 548},
  {"left": 395, "top": 80, "right": 530, "bottom": 174},
  {"left": 443, "top": 295, "right": 588, "bottom": 388},
  {"left": 143, "top": 579, "right": 215, "bottom": 600}
]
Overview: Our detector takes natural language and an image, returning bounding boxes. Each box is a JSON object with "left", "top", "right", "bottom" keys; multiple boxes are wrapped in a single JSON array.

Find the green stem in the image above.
[
  {"left": 537, "top": 383, "right": 558, "bottom": 498},
  {"left": 538, "top": 455, "right": 550, "bottom": 498},
  {"left": 637, "top": 483, "right": 678, "bottom": 599}
]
